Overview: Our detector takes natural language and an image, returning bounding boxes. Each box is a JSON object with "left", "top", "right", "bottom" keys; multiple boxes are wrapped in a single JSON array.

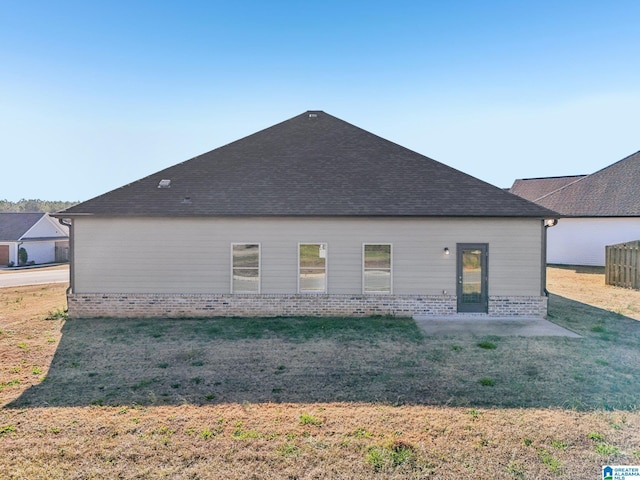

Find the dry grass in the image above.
[
  {"left": 0, "top": 284, "right": 67, "bottom": 407},
  {"left": 1, "top": 274, "right": 640, "bottom": 479},
  {"left": 2, "top": 403, "right": 638, "bottom": 479},
  {"left": 548, "top": 265, "right": 640, "bottom": 320}
]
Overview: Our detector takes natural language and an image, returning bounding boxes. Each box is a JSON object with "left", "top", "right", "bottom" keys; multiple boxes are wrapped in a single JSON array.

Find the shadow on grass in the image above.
[{"left": 7, "top": 295, "right": 640, "bottom": 410}]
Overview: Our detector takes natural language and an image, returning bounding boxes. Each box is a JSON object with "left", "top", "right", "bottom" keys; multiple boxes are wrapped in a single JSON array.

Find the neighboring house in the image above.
[
  {"left": 0, "top": 213, "right": 70, "bottom": 266},
  {"left": 510, "top": 150, "right": 640, "bottom": 266},
  {"left": 509, "top": 175, "right": 587, "bottom": 201},
  {"left": 54, "top": 111, "right": 557, "bottom": 319}
]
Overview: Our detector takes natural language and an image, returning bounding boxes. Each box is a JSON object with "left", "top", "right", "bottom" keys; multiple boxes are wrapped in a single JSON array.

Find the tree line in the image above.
[{"left": 0, "top": 199, "right": 79, "bottom": 213}]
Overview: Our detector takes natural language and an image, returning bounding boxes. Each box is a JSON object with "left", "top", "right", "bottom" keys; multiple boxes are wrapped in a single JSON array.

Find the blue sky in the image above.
[{"left": 1, "top": 1, "right": 638, "bottom": 202}]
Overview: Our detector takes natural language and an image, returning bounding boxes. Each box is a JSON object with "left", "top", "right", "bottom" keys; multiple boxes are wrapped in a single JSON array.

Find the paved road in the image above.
[{"left": 0, "top": 266, "right": 69, "bottom": 287}]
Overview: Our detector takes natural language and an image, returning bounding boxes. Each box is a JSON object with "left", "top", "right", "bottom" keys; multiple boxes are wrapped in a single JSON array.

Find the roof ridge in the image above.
[
  {"left": 515, "top": 174, "right": 587, "bottom": 182},
  {"left": 532, "top": 175, "right": 590, "bottom": 202},
  {"left": 585, "top": 149, "right": 640, "bottom": 177},
  {"left": 533, "top": 150, "right": 640, "bottom": 202},
  {"left": 0, "top": 212, "right": 45, "bottom": 215}
]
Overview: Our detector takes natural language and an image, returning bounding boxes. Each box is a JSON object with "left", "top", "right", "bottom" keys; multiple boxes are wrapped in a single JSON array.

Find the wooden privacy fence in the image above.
[
  {"left": 55, "top": 241, "right": 70, "bottom": 263},
  {"left": 605, "top": 240, "right": 640, "bottom": 289}
]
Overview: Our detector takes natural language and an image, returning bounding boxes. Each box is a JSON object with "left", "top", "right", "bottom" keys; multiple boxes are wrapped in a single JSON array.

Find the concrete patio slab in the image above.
[{"left": 413, "top": 316, "right": 581, "bottom": 338}]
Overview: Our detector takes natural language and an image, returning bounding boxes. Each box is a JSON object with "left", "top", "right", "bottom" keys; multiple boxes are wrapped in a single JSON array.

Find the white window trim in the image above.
[
  {"left": 362, "top": 243, "right": 393, "bottom": 294},
  {"left": 230, "top": 243, "right": 261, "bottom": 294},
  {"left": 297, "top": 243, "right": 328, "bottom": 294}
]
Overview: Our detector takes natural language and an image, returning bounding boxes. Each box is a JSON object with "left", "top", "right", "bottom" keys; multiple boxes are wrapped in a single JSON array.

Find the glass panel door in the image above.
[{"left": 456, "top": 244, "right": 488, "bottom": 313}]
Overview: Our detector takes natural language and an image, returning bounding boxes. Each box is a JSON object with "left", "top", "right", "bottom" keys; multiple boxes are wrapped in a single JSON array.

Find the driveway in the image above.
[
  {"left": 413, "top": 315, "right": 581, "bottom": 337},
  {"left": 0, "top": 265, "right": 69, "bottom": 287}
]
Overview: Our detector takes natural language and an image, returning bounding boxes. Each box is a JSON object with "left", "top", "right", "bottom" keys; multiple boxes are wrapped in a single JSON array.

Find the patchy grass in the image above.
[
  {"left": 0, "top": 284, "right": 66, "bottom": 407},
  {"left": 1, "top": 403, "right": 638, "bottom": 479},
  {"left": 537, "top": 448, "right": 563, "bottom": 474},
  {"left": 183, "top": 314, "right": 424, "bottom": 342},
  {"left": 0, "top": 269, "right": 640, "bottom": 410},
  {"left": 477, "top": 340, "right": 497, "bottom": 349},
  {"left": 1, "top": 271, "right": 640, "bottom": 478},
  {"left": 479, "top": 377, "right": 496, "bottom": 387},
  {"left": 0, "top": 424, "right": 16, "bottom": 437},
  {"left": 595, "top": 443, "right": 621, "bottom": 456},
  {"left": 366, "top": 440, "right": 417, "bottom": 472},
  {"left": 2, "top": 280, "right": 639, "bottom": 411},
  {"left": 299, "top": 413, "right": 323, "bottom": 426}
]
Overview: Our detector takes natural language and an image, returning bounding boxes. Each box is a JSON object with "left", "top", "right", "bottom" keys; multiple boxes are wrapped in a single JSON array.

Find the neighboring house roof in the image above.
[
  {"left": 0, "top": 213, "right": 48, "bottom": 241},
  {"left": 59, "top": 111, "right": 556, "bottom": 218},
  {"left": 513, "top": 150, "right": 640, "bottom": 217},
  {"left": 509, "top": 175, "right": 586, "bottom": 202}
]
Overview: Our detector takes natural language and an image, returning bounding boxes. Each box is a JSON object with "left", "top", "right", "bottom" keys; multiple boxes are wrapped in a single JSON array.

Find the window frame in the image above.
[
  {"left": 298, "top": 243, "right": 328, "bottom": 294},
  {"left": 362, "top": 243, "right": 393, "bottom": 294},
  {"left": 230, "top": 243, "right": 261, "bottom": 294}
]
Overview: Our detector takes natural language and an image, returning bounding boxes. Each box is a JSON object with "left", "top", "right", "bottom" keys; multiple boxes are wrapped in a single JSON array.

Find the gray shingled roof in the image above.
[
  {"left": 0, "top": 213, "right": 46, "bottom": 241},
  {"left": 527, "top": 151, "right": 640, "bottom": 217},
  {"left": 509, "top": 175, "right": 586, "bottom": 202},
  {"left": 59, "top": 111, "right": 556, "bottom": 218}
]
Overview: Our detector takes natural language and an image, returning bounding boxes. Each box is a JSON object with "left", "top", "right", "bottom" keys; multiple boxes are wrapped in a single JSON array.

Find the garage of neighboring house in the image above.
[{"left": 0, "top": 213, "right": 70, "bottom": 266}]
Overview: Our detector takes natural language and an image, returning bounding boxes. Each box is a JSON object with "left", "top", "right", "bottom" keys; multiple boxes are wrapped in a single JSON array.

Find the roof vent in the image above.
[
  {"left": 157, "top": 179, "right": 171, "bottom": 189},
  {"left": 308, "top": 113, "right": 318, "bottom": 119},
  {"left": 181, "top": 196, "right": 192, "bottom": 204}
]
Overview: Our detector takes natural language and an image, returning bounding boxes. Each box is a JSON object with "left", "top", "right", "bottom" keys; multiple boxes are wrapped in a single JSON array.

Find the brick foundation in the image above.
[
  {"left": 67, "top": 293, "right": 547, "bottom": 318},
  {"left": 488, "top": 296, "right": 549, "bottom": 317}
]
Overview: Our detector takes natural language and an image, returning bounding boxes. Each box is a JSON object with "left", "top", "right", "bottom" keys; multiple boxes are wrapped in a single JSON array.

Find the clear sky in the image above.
[{"left": 1, "top": 1, "right": 638, "bottom": 202}]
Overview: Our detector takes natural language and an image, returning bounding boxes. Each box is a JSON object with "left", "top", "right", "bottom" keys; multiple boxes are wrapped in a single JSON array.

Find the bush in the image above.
[{"left": 18, "top": 247, "right": 28, "bottom": 266}]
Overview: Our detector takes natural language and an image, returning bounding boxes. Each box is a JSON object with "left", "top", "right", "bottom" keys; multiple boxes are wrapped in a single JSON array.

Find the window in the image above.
[
  {"left": 231, "top": 243, "right": 260, "bottom": 293},
  {"left": 363, "top": 244, "right": 392, "bottom": 293},
  {"left": 299, "top": 243, "right": 327, "bottom": 293}
]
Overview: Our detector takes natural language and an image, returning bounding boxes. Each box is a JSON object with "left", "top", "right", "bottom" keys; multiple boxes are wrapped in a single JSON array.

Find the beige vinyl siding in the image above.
[{"left": 72, "top": 216, "right": 544, "bottom": 296}]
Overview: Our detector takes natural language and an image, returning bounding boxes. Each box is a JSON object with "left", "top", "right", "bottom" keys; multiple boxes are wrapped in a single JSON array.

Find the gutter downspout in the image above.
[
  {"left": 58, "top": 217, "right": 74, "bottom": 296},
  {"left": 543, "top": 218, "right": 558, "bottom": 297}
]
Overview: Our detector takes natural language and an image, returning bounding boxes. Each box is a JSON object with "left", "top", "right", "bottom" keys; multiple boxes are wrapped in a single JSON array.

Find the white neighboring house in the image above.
[
  {"left": 510, "top": 150, "right": 640, "bottom": 266},
  {"left": 0, "top": 213, "right": 70, "bottom": 266}
]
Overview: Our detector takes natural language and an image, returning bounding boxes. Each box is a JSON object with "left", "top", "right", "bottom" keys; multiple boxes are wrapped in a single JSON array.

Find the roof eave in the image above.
[{"left": 49, "top": 211, "right": 558, "bottom": 219}]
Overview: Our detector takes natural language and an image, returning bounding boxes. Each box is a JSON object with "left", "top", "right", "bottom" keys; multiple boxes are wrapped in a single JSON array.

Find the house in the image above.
[
  {"left": 509, "top": 175, "right": 587, "bottom": 201},
  {"left": 0, "top": 213, "right": 70, "bottom": 266},
  {"left": 54, "top": 111, "right": 557, "bottom": 319},
  {"left": 510, "top": 150, "right": 640, "bottom": 266}
]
